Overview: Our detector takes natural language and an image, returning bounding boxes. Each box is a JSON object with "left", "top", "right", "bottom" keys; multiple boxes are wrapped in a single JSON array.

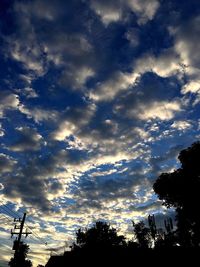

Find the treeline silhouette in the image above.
[{"left": 9, "top": 142, "right": 200, "bottom": 266}]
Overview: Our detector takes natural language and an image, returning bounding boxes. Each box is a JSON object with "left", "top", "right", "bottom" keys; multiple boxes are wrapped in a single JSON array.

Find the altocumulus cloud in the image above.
[
  {"left": 0, "top": 0, "right": 200, "bottom": 266},
  {"left": 9, "top": 126, "right": 44, "bottom": 152}
]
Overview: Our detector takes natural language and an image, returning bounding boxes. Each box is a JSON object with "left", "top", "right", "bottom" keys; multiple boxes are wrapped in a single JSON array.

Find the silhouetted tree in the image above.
[
  {"left": 126, "top": 240, "right": 140, "bottom": 249},
  {"left": 73, "top": 221, "right": 125, "bottom": 251},
  {"left": 9, "top": 242, "right": 32, "bottom": 267},
  {"left": 132, "top": 221, "right": 152, "bottom": 248},
  {"left": 153, "top": 142, "right": 200, "bottom": 247},
  {"left": 154, "top": 230, "right": 177, "bottom": 248}
]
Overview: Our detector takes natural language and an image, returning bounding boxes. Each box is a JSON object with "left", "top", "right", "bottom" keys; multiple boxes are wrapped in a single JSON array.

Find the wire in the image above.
[
  {"left": 0, "top": 200, "right": 23, "bottom": 218},
  {"left": 0, "top": 203, "right": 19, "bottom": 220},
  {"left": 0, "top": 216, "right": 12, "bottom": 224},
  {"left": 0, "top": 201, "right": 49, "bottom": 246},
  {"left": 25, "top": 223, "right": 49, "bottom": 246},
  {"left": 0, "top": 215, "right": 13, "bottom": 227},
  {"left": 0, "top": 200, "right": 65, "bottom": 249},
  {"left": 0, "top": 207, "right": 14, "bottom": 221}
]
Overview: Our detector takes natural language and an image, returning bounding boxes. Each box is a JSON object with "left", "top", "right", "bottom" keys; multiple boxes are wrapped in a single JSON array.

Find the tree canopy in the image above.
[
  {"left": 132, "top": 221, "right": 151, "bottom": 248},
  {"left": 73, "top": 221, "right": 125, "bottom": 250},
  {"left": 9, "top": 242, "right": 32, "bottom": 267},
  {"left": 153, "top": 142, "right": 200, "bottom": 246}
]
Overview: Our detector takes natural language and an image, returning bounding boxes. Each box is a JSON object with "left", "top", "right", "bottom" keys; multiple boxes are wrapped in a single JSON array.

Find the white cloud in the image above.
[
  {"left": 134, "top": 50, "right": 181, "bottom": 78},
  {"left": 136, "top": 100, "right": 182, "bottom": 121},
  {"left": 89, "top": 71, "right": 139, "bottom": 101},
  {"left": 171, "top": 120, "right": 192, "bottom": 131},
  {"left": 73, "top": 66, "right": 95, "bottom": 88},
  {"left": 173, "top": 16, "right": 200, "bottom": 69},
  {"left": 168, "top": 16, "right": 200, "bottom": 104},
  {"left": 182, "top": 80, "right": 200, "bottom": 95},
  {"left": 19, "top": 105, "right": 58, "bottom": 123},
  {"left": 23, "top": 87, "right": 38, "bottom": 98},
  {"left": 52, "top": 121, "right": 77, "bottom": 141},
  {"left": 52, "top": 104, "right": 96, "bottom": 141},
  {"left": 10, "top": 36, "right": 46, "bottom": 76},
  {"left": 8, "top": 2, "right": 95, "bottom": 89},
  {"left": 90, "top": 168, "right": 117, "bottom": 177},
  {"left": 132, "top": 127, "right": 149, "bottom": 139},
  {"left": 181, "top": 80, "right": 200, "bottom": 105},
  {"left": 0, "top": 124, "right": 4, "bottom": 137},
  {"left": 0, "top": 91, "right": 20, "bottom": 117},
  {"left": 90, "top": 0, "right": 160, "bottom": 25},
  {"left": 89, "top": 49, "right": 183, "bottom": 103},
  {"left": 126, "top": 0, "right": 160, "bottom": 25},
  {"left": 90, "top": 0, "right": 122, "bottom": 25}
]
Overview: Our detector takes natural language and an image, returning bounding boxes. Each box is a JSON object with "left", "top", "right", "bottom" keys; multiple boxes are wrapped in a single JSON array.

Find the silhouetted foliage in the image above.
[
  {"left": 132, "top": 221, "right": 152, "bottom": 248},
  {"left": 73, "top": 221, "right": 125, "bottom": 251},
  {"left": 154, "top": 230, "right": 177, "bottom": 248},
  {"left": 9, "top": 242, "right": 32, "bottom": 267},
  {"left": 153, "top": 142, "right": 200, "bottom": 247}
]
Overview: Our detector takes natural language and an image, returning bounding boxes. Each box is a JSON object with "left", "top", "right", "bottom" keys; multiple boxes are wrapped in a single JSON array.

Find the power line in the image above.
[
  {"left": 0, "top": 213, "right": 12, "bottom": 221},
  {"left": 25, "top": 223, "right": 48, "bottom": 246},
  {"left": 0, "top": 200, "right": 66, "bottom": 249},
  {"left": 0, "top": 213, "right": 13, "bottom": 227},
  {"left": 0, "top": 201, "right": 49, "bottom": 246},
  {"left": 0, "top": 209, "right": 30, "bottom": 244},
  {"left": 0, "top": 200, "right": 23, "bottom": 218},
  {"left": 0, "top": 203, "right": 21, "bottom": 220},
  {"left": 0, "top": 207, "right": 14, "bottom": 222}
]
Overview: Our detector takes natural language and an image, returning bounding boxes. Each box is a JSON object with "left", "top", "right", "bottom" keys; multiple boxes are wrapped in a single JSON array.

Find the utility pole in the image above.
[{"left": 11, "top": 213, "right": 32, "bottom": 253}]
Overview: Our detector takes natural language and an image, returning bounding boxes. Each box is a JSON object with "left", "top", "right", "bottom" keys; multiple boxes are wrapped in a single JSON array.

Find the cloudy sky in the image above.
[{"left": 0, "top": 0, "right": 200, "bottom": 265}]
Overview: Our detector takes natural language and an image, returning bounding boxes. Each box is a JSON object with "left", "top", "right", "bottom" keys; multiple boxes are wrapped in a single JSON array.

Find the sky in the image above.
[{"left": 0, "top": 0, "right": 200, "bottom": 266}]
